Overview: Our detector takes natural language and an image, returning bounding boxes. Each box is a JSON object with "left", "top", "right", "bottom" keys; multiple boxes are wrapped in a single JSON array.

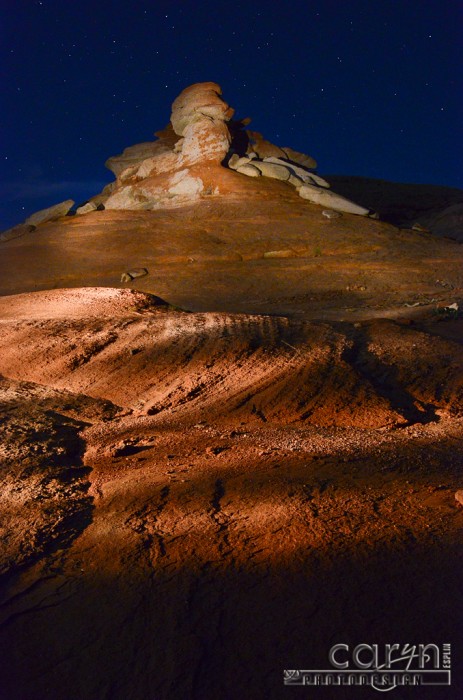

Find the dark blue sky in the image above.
[{"left": 1, "top": 0, "right": 462, "bottom": 229}]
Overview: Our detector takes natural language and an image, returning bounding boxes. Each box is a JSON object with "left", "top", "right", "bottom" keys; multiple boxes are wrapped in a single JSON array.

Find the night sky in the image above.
[{"left": 1, "top": 0, "right": 462, "bottom": 229}]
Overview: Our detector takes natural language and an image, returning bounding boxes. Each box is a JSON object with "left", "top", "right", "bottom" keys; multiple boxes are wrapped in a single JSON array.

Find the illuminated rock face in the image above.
[
  {"left": 170, "top": 81, "right": 233, "bottom": 164},
  {"left": 101, "top": 81, "right": 375, "bottom": 216},
  {"left": 16, "top": 82, "right": 376, "bottom": 221},
  {"left": 104, "top": 82, "right": 236, "bottom": 210}
]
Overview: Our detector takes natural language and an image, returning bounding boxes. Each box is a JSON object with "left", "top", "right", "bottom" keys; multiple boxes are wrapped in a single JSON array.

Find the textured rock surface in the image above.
[
  {"left": 170, "top": 82, "right": 234, "bottom": 136},
  {"left": 0, "top": 289, "right": 462, "bottom": 699},
  {"left": 167, "top": 170, "right": 204, "bottom": 196},
  {"left": 105, "top": 141, "right": 174, "bottom": 177},
  {"left": 104, "top": 185, "right": 153, "bottom": 210},
  {"left": 2, "top": 83, "right": 463, "bottom": 700},
  {"left": 170, "top": 82, "right": 233, "bottom": 164},
  {"left": 25, "top": 199, "right": 74, "bottom": 226}
]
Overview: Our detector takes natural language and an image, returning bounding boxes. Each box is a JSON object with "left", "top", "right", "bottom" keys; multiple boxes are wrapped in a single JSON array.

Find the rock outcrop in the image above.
[
  {"left": 99, "top": 82, "right": 374, "bottom": 216},
  {"left": 7, "top": 82, "right": 383, "bottom": 230}
]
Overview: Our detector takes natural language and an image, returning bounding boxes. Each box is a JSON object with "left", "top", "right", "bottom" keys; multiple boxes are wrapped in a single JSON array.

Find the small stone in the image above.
[
  {"left": 455, "top": 490, "right": 463, "bottom": 506},
  {"left": 263, "top": 249, "right": 295, "bottom": 259},
  {"left": 127, "top": 267, "right": 148, "bottom": 279},
  {"left": 322, "top": 209, "right": 342, "bottom": 219},
  {"left": 121, "top": 267, "right": 148, "bottom": 283}
]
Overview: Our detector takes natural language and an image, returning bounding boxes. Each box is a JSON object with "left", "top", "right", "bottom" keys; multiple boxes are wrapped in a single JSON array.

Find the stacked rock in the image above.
[
  {"left": 2, "top": 81, "right": 377, "bottom": 236},
  {"left": 100, "top": 82, "right": 376, "bottom": 216},
  {"left": 228, "top": 147, "right": 373, "bottom": 217}
]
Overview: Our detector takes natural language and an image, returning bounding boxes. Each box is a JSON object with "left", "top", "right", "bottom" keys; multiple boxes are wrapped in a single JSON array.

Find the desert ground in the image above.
[{"left": 1, "top": 174, "right": 463, "bottom": 699}]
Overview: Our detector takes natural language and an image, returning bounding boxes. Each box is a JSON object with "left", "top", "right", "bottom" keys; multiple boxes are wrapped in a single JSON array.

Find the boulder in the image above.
[
  {"left": 170, "top": 82, "right": 233, "bottom": 165},
  {"left": 246, "top": 131, "right": 288, "bottom": 160},
  {"left": 263, "top": 157, "right": 330, "bottom": 188},
  {"left": 170, "top": 82, "right": 234, "bottom": 136},
  {"left": 76, "top": 201, "right": 98, "bottom": 215},
  {"left": 236, "top": 164, "right": 261, "bottom": 177},
  {"left": 105, "top": 126, "right": 181, "bottom": 179},
  {"left": 281, "top": 146, "right": 317, "bottom": 170},
  {"left": 246, "top": 135, "right": 317, "bottom": 170},
  {"left": 25, "top": 199, "right": 74, "bottom": 226},
  {"left": 229, "top": 155, "right": 253, "bottom": 171},
  {"left": 298, "top": 184, "right": 370, "bottom": 216},
  {"left": 228, "top": 154, "right": 241, "bottom": 169},
  {"left": 288, "top": 174, "right": 304, "bottom": 187},
  {"left": 252, "top": 161, "right": 291, "bottom": 181}
]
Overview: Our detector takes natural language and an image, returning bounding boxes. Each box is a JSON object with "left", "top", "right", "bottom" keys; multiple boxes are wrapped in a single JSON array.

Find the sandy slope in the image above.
[
  {"left": 1, "top": 287, "right": 463, "bottom": 699},
  {"left": 1, "top": 186, "right": 462, "bottom": 321}
]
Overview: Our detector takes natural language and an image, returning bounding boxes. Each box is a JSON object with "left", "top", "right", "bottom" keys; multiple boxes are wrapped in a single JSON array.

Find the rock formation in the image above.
[
  {"left": 4, "top": 82, "right": 463, "bottom": 243},
  {"left": 100, "top": 82, "right": 376, "bottom": 215},
  {"left": 4, "top": 82, "right": 376, "bottom": 230}
]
